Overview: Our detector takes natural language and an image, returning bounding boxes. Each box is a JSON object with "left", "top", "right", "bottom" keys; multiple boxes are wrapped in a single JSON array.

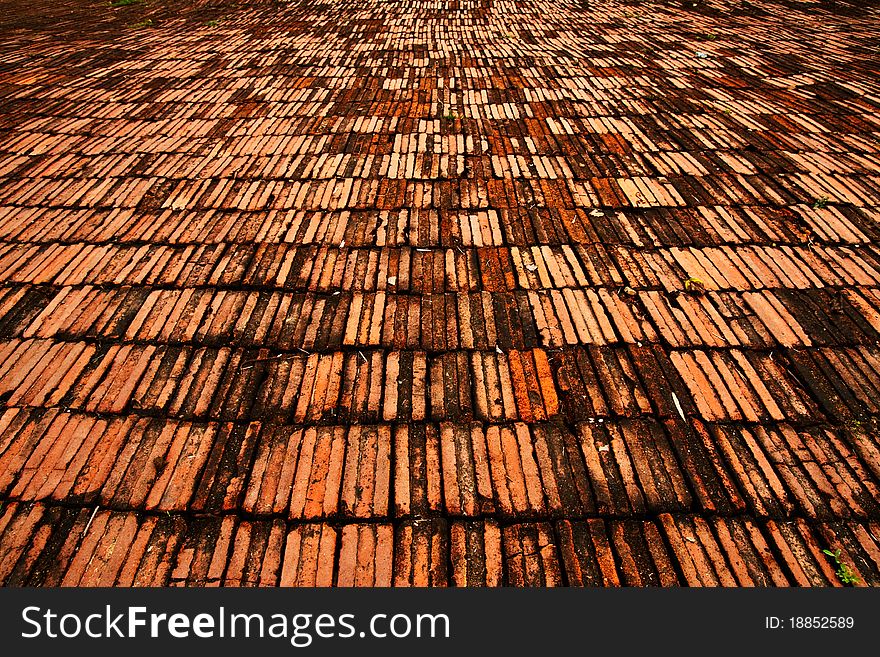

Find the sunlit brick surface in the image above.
[{"left": 1, "top": 0, "right": 880, "bottom": 586}]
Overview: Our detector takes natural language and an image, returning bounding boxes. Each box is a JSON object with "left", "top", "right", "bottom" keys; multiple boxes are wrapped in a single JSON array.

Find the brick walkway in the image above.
[{"left": 1, "top": 0, "right": 880, "bottom": 586}]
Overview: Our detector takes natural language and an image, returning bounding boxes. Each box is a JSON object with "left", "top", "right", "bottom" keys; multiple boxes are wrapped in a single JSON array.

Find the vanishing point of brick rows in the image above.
[{"left": 1, "top": 0, "right": 880, "bottom": 586}]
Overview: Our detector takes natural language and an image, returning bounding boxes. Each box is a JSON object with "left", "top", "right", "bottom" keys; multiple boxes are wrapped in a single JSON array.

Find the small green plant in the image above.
[
  {"left": 822, "top": 548, "right": 859, "bottom": 585},
  {"left": 684, "top": 276, "right": 705, "bottom": 294},
  {"left": 812, "top": 195, "right": 829, "bottom": 210},
  {"left": 111, "top": 0, "right": 141, "bottom": 6},
  {"left": 443, "top": 111, "right": 458, "bottom": 121},
  {"left": 206, "top": 19, "right": 219, "bottom": 27},
  {"left": 128, "top": 18, "right": 153, "bottom": 28}
]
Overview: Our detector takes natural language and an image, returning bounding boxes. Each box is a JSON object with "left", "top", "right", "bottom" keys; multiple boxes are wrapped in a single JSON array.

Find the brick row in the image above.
[
  {"left": 2, "top": 411, "right": 879, "bottom": 522},
  {"left": 2, "top": 502, "right": 879, "bottom": 586}
]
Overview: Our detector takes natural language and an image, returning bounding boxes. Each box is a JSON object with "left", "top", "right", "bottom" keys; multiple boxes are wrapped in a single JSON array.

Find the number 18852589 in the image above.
[{"left": 788, "top": 617, "right": 854, "bottom": 629}]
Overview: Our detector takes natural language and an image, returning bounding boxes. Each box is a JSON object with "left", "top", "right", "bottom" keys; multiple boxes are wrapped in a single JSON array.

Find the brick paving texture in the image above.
[{"left": 1, "top": 0, "right": 880, "bottom": 586}]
